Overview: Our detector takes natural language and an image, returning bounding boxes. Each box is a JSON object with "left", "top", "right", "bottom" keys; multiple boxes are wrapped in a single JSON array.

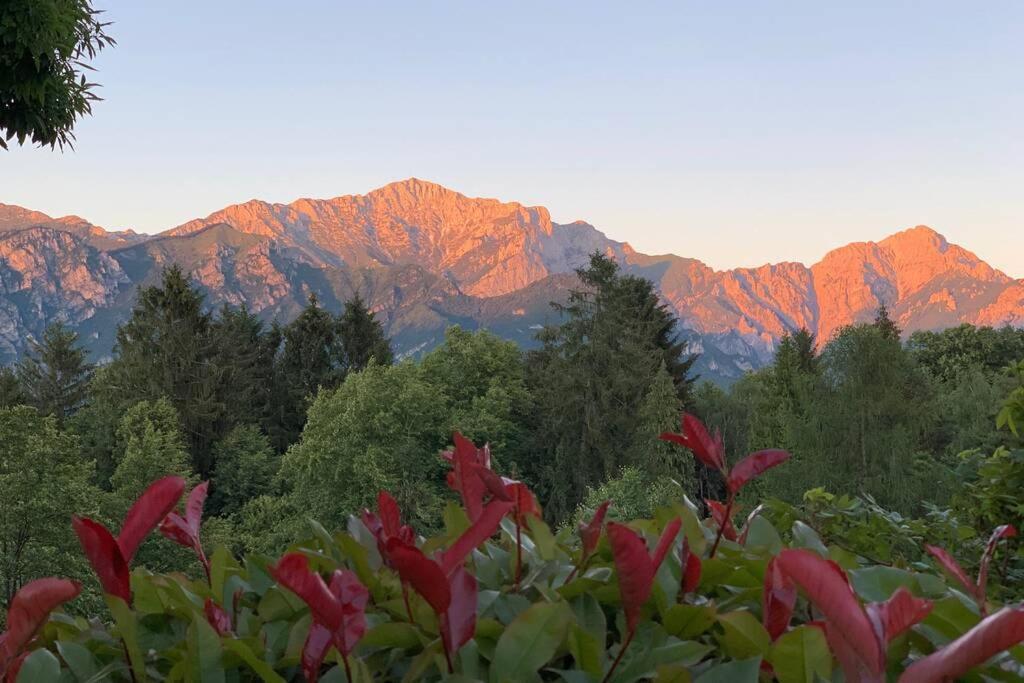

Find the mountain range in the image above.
[{"left": 1, "top": 178, "right": 1022, "bottom": 382}]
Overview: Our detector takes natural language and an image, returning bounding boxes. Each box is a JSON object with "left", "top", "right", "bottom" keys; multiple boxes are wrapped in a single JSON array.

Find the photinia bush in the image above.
[{"left": 9, "top": 418, "right": 1024, "bottom": 681}]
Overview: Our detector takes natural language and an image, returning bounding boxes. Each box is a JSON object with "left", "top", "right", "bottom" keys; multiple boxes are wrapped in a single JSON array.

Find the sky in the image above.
[{"left": 1, "top": 1, "right": 1021, "bottom": 275}]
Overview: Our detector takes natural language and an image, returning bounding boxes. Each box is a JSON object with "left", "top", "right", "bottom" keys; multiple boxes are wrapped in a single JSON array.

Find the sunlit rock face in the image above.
[{"left": 0, "top": 183, "right": 1020, "bottom": 382}]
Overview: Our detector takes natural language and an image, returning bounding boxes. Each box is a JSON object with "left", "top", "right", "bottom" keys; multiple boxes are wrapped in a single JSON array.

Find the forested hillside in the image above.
[{"left": 2, "top": 256, "right": 1024, "bottom": 681}]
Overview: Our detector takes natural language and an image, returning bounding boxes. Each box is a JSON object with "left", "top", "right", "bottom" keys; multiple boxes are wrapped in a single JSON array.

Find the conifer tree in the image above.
[
  {"left": 873, "top": 303, "right": 902, "bottom": 342},
  {"left": 0, "top": 367, "right": 25, "bottom": 408},
  {"left": 338, "top": 293, "right": 393, "bottom": 372},
  {"left": 16, "top": 323, "right": 93, "bottom": 422}
]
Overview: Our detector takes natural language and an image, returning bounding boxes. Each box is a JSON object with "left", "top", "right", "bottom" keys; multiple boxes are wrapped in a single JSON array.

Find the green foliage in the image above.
[
  {"left": 909, "top": 324, "right": 1024, "bottom": 383},
  {"left": 16, "top": 322, "right": 92, "bottom": 422},
  {"left": 0, "top": 407, "right": 98, "bottom": 610},
  {"left": 209, "top": 424, "right": 279, "bottom": 517},
  {"left": 0, "top": 366, "right": 24, "bottom": 408},
  {"left": 0, "top": 0, "right": 114, "bottom": 149},
  {"left": 281, "top": 362, "right": 451, "bottom": 534},
  {"left": 574, "top": 466, "right": 679, "bottom": 526},
  {"left": 527, "top": 253, "right": 698, "bottom": 521},
  {"left": 338, "top": 293, "right": 393, "bottom": 371}
]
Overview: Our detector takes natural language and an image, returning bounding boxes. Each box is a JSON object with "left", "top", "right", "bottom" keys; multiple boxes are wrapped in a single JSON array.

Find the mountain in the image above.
[{"left": 0, "top": 181, "right": 1021, "bottom": 382}]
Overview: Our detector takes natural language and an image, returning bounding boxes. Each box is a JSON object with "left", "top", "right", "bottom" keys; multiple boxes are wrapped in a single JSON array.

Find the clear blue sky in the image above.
[{"left": 2, "top": 1, "right": 1021, "bottom": 275}]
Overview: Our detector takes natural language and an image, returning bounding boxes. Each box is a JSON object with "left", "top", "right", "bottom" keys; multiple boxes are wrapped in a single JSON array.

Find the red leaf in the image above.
[
  {"left": 763, "top": 557, "right": 796, "bottom": 641},
  {"left": 377, "top": 491, "right": 403, "bottom": 537},
  {"left": 776, "top": 549, "right": 884, "bottom": 678},
  {"left": 651, "top": 518, "right": 682, "bottom": 570},
  {"left": 727, "top": 449, "right": 790, "bottom": 493},
  {"left": 385, "top": 539, "right": 451, "bottom": 616},
  {"left": 444, "top": 436, "right": 489, "bottom": 521},
  {"left": 0, "top": 578, "right": 81, "bottom": 668},
  {"left": 607, "top": 520, "right": 680, "bottom": 633},
  {"left": 679, "top": 536, "right": 701, "bottom": 594},
  {"left": 659, "top": 413, "right": 726, "bottom": 472},
  {"left": 705, "top": 500, "right": 738, "bottom": 541},
  {"left": 899, "top": 607, "right": 1024, "bottom": 683},
  {"left": 184, "top": 481, "right": 208, "bottom": 532},
  {"left": 865, "top": 587, "right": 931, "bottom": 644},
  {"left": 442, "top": 564, "right": 477, "bottom": 654},
  {"left": 204, "top": 598, "right": 232, "bottom": 636},
  {"left": 271, "top": 554, "right": 344, "bottom": 631},
  {"left": 475, "top": 467, "right": 513, "bottom": 502},
  {"left": 925, "top": 545, "right": 975, "bottom": 597},
  {"left": 440, "top": 499, "right": 515, "bottom": 576},
  {"left": 327, "top": 570, "right": 368, "bottom": 656},
  {"left": 301, "top": 621, "right": 333, "bottom": 683},
  {"left": 580, "top": 500, "right": 610, "bottom": 557},
  {"left": 118, "top": 476, "right": 186, "bottom": 563},
  {"left": 507, "top": 482, "right": 541, "bottom": 525},
  {"left": 72, "top": 516, "right": 131, "bottom": 602},
  {"left": 977, "top": 524, "right": 1016, "bottom": 605}
]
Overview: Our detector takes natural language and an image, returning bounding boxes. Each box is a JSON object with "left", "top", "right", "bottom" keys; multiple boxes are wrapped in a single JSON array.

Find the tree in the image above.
[
  {"left": 210, "top": 304, "right": 279, "bottom": 433},
  {"left": 338, "top": 294, "right": 393, "bottom": 372},
  {"left": 268, "top": 294, "right": 345, "bottom": 450},
  {"left": 0, "top": 0, "right": 114, "bottom": 149},
  {"left": 526, "top": 253, "right": 699, "bottom": 521},
  {"left": 102, "top": 266, "right": 223, "bottom": 474},
  {"left": 421, "top": 326, "right": 533, "bottom": 472},
  {"left": 572, "top": 467, "right": 679, "bottom": 528},
  {"left": 0, "top": 407, "right": 99, "bottom": 609},
  {"left": 16, "top": 323, "right": 93, "bottom": 422},
  {"left": 0, "top": 367, "right": 24, "bottom": 407},
  {"left": 280, "top": 362, "right": 450, "bottom": 534},
  {"left": 908, "top": 324, "right": 1024, "bottom": 383},
  {"left": 209, "top": 425, "right": 279, "bottom": 517},
  {"left": 873, "top": 303, "right": 902, "bottom": 342}
]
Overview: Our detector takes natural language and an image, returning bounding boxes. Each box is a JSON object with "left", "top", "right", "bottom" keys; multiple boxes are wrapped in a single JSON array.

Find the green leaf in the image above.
[
  {"left": 653, "top": 665, "right": 692, "bottom": 683},
  {"left": 222, "top": 639, "right": 285, "bottom": 682},
  {"left": 56, "top": 641, "right": 99, "bottom": 681},
  {"left": 768, "top": 625, "right": 832, "bottom": 683},
  {"left": 106, "top": 595, "right": 146, "bottom": 682},
  {"left": 15, "top": 649, "right": 61, "bottom": 682},
  {"left": 490, "top": 601, "right": 574, "bottom": 682},
  {"left": 188, "top": 613, "right": 226, "bottom": 683},
  {"left": 715, "top": 611, "right": 770, "bottom": 660},
  {"left": 360, "top": 622, "right": 423, "bottom": 650},
  {"left": 568, "top": 624, "right": 603, "bottom": 677},
  {"left": 791, "top": 522, "right": 828, "bottom": 557},
  {"left": 694, "top": 657, "right": 761, "bottom": 682},
  {"left": 848, "top": 565, "right": 915, "bottom": 602},
  {"left": 527, "top": 516, "right": 559, "bottom": 561},
  {"left": 663, "top": 604, "right": 716, "bottom": 639}
]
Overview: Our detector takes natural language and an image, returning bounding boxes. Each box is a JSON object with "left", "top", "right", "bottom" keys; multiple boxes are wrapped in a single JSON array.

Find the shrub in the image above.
[{"left": 7, "top": 415, "right": 1024, "bottom": 682}]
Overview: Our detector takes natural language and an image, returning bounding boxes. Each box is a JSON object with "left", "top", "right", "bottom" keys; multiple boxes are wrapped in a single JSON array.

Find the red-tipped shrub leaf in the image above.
[
  {"left": 607, "top": 522, "right": 655, "bottom": 632},
  {"left": 440, "top": 499, "right": 514, "bottom": 575},
  {"left": 763, "top": 557, "right": 796, "bottom": 641},
  {"left": 652, "top": 518, "right": 682, "bottom": 570},
  {"left": 184, "top": 481, "right": 208, "bottom": 533},
  {"left": 0, "top": 578, "right": 81, "bottom": 662},
  {"left": 302, "top": 621, "right": 333, "bottom": 683},
  {"left": 679, "top": 535, "right": 702, "bottom": 594},
  {"left": 507, "top": 482, "right": 541, "bottom": 525},
  {"left": 442, "top": 564, "right": 477, "bottom": 653},
  {"left": 727, "top": 449, "right": 790, "bottom": 493},
  {"left": 271, "top": 554, "right": 343, "bottom": 631},
  {"left": 445, "top": 440, "right": 488, "bottom": 521},
  {"left": 659, "top": 413, "right": 726, "bottom": 472},
  {"left": 72, "top": 516, "right": 130, "bottom": 602},
  {"left": 475, "top": 467, "right": 513, "bottom": 502},
  {"left": 776, "top": 549, "right": 884, "bottom": 677},
  {"left": 327, "top": 570, "right": 368, "bottom": 655},
  {"left": 705, "top": 500, "right": 738, "bottom": 541},
  {"left": 899, "top": 607, "right": 1024, "bottom": 682},
  {"left": 377, "top": 491, "right": 403, "bottom": 537},
  {"left": 925, "top": 545, "right": 975, "bottom": 596},
  {"left": 204, "top": 598, "right": 232, "bottom": 636},
  {"left": 385, "top": 539, "right": 451, "bottom": 616},
  {"left": 977, "top": 524, "right": 1017, "bottom": 603},
  {"left": 866, "top": 587, "right": 931, "bottom": 644},
  {"left": 580, "top": 501, "right": 610, "bottom": 557},
  {"left": 118, "top": 476, "right": 186, "bottom": 563}
]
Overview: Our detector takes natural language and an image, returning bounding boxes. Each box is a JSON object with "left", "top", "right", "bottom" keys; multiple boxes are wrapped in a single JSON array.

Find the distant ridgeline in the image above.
[{"left": 1, "top": 179, "right": 1022, "bottom": 383}]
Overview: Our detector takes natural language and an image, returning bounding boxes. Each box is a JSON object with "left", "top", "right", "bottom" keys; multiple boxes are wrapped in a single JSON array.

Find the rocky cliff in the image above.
[{"left": 1, "top": 181, "right": 1021, "bottom": 381}]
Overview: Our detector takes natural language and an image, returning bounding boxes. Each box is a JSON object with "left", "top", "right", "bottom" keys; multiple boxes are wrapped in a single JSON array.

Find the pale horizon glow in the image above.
[{"left": 0, "top": 1, "right": 1021, "bottom": 276}]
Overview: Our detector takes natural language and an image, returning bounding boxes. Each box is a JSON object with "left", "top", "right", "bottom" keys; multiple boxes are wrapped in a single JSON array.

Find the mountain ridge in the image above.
[{"left": 1, "top": 180, "right": 1021, "bottom": 382}]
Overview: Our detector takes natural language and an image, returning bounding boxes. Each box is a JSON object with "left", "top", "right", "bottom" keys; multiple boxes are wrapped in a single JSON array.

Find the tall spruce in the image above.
[
  {"left": 0, "top": 367, "right": 25, "bottom": 408},
  {"left": 16, "top": 323, "right": 93, "bottom": 422},
  {"left": 873, "top": 303, "right": 902, "bottom": 342},
  {"left": 339, "top": 293, "right": 393, "bottom": 372},
  {"left": 526, "top": 253, "right": 698, "bottom": 521},
  {"left": 103, "top": 266, "right": 223, "bottom": 475}
]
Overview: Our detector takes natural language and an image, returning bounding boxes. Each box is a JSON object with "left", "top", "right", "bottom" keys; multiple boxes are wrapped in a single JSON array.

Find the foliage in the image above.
[
  {"left": 573, "top": 467, "right": 678, "bottom": 527},
  {"left": 0, "top": 407, "right": 98, "bottom": 612},
  {"left": 0, "top": 0, "right": 114, "bottom": 149},
  {"left": 209, "top": 424, "right": 280, "bottom": 517},
  {"left": 338, "top": 293, "right": 393, "bottom": 372},
  {"left": 11, "top": 418, "right": 1024, "bottom": 682},
  {"left": 15, "top": 323, "right": 92, "bottom": 422},
  {"left": 527, "top": 253, "right": 698, "bottom": 521},
  {"left": 280, "top": 362, "right": 451, "bottom": 535},
  {"left": 908, "top": 324, "right": 1024, "bottom": 383}
]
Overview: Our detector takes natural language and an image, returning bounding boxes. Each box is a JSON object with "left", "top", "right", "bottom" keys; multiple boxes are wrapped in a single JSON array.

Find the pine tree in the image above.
[
  {"left": 210, "top": 304, "right": 279, "bottom": 431},
  {"left": 339, "top": 294, "right": 393, "bottom": 372},
  {"left": 628, "top": 362, "right": 693, "bottom": 489},
  {"left": 873, "top": 303, "right": 902, "bottom": 342},
  {"left": 16, "top": 323, "right": 93, "bottom": 422},
  {"left": 102, "top": 266, "right": 223, "bottom": 474},
  {"left": 0, "top": 367, "right": 25, "bottom": 408}
]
